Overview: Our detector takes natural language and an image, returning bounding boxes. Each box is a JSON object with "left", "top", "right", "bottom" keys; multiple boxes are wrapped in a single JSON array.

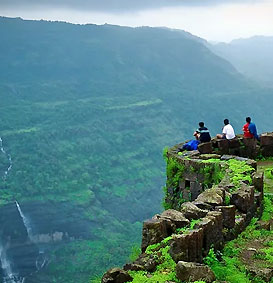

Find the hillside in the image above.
[
  {"left": 210, "top": 36, "right": 273, "bottom": 86},
  {"left": 0, "top": 17, "right": 273, "bottom": 282}
]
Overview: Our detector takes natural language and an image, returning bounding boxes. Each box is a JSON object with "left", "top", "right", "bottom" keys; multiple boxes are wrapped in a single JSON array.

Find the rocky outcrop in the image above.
[{"left": 102, "top": 133, "right": 272, "bottom": 282}]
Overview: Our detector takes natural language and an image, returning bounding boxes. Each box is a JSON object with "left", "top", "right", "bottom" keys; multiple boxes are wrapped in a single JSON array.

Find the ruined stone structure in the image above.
[{"left": 102, "top": 132, "right": 273, "bottom": 283}]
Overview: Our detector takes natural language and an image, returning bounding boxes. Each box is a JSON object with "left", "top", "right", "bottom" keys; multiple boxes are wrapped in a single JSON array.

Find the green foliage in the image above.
[
  {"left": 190, "top": 219, "right": 202, "bottom": 229},
  {"left": 227, "top": 159, "right": 255, "bottom": 188},
  {"left": 162, "top": 146, "right": 169, "bottom": 162},
  {"left": 201, "top": 159, "right": 225, "bottom": 188},
  {"left": 264, "top": 167, "right": 273, "bottom": 180},
  {"left": 261, "top": 196, "right": 273, "bottom": 221},
  {"left": 129, "top": 240, "right": 179, "bottom": 283},
  {"left": 225, "top": 195, "right": 231, "bottom": 205},
  {"left": 129, "top": 245, "right": 142, "bottom": 262},
  {"left": 203, "top": 248, "right": 218, "bottom": 267}
]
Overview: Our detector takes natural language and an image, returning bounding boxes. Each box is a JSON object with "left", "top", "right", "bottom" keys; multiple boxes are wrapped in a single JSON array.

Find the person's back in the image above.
[
  {"left": 198, "top": 126, "right": 211, "bottom": 143},
  {"left": 194, "top": 122, "right": 211, "bottom": 143},
  {"left": 249, "top": 122, "right": 259, "bottom": 140},
  {"left": 223, "top": 122, "right": 235, "bottom": 139}
]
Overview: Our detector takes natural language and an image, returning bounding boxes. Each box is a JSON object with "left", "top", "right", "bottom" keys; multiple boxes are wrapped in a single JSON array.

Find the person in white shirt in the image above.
[{"left": 217, "top": 119, "right": 235, "bottom": 140}]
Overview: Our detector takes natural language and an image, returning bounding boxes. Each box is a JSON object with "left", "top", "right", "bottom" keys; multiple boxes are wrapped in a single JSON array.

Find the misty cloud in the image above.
[{"left": 0, "top": 0, "right": 264, "bottom": 13}]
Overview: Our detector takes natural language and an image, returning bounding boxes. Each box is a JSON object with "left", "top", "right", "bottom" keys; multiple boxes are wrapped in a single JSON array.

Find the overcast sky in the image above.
[{"left": 1, "top": 0, "right": 273, "bottom": 42}]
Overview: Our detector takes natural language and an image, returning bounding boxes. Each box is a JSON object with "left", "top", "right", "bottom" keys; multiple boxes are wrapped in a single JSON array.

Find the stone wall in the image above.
[{"left": 101, "top": 133, "right": 272, "bottom": 283}]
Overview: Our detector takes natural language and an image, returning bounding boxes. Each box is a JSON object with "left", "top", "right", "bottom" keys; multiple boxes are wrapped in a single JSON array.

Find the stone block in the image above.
[
  {"left": 190, "top": 181, "right": 203, "bottom": 200},
  {"left": 198, "top": 142, "right": 213, "bottom": 154},
  {"left": 254, "top": 192, "right": 263, "bottom": 208},
  {"left": 196, "top": 187, "right": 224, "bottom": 206},
  {"left": 180, "top": 202, "right": 208, "bottom": 220},
  {"left": 159, "top": 209, "right": 190, "bottom": 229},
  {"left": 192, "top": 200, "right": 213, "bottom": 211},
  {"left": 217, "top": 139, "right": 229, "bottom": 154},
  {"left": 206, "top": 211, "right": 224, "bottom": 250},
  {"left": 195, "top": 211, "right": 223, "bottom": 255},
  {"left": 169, "top": 228, "right": 203, "bottom": 263},
  {"left": 141, "top": 218, "right": 169, "bottom": 252},
  {"left": 102, "top": 268, "right": 133, "bottom": 283},
  {"left": 260, "top": 132, "right": 273, "bottom": 146},
  {"left": 133, "top": 253, "right": 158, "bottom": 272},
  {"left": 233, "top": 213, "right": 247, "bottom": 236},
  {"left": 217, "top": 205, "right": 236, "bottom": 229},
  {"left": 231, "top": 185, "right": 254, "bottom": 213},
  {"left": 228, "top": 138, "right": 241, "bottom": 149},
  {"left": 176, "top": 261, "right": 216, "bottom": 283},
  {"left": 252, "top": 172, "right": 264, "bottom": 192}
]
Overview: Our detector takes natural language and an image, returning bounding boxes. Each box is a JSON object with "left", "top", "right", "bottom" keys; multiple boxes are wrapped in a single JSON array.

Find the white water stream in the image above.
[
  {"left": 0, "top": 137, "right": 12, "bottom": 180},
  {"left": 15, "top": 201, "right": 48, "bottom": 272},
  {"left": 0, "top": 241, "right": 24, "bottom": 283}
]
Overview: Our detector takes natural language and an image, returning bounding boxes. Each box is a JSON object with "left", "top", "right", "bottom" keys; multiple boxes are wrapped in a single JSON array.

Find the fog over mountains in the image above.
[
  {"left": 210, "top": 36, "right": 273, "bottom": 86},
  {"left": 0, "top": 16, "right": 272, "bottom": 283}
]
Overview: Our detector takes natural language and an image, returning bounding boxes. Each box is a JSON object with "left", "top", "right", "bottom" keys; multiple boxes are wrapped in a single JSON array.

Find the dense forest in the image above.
[{"left": 0, "top": 17, "right": 273, "bottom": 282}]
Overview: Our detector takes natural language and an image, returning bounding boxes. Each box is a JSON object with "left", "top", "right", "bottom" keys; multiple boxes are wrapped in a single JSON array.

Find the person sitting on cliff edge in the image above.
[
  {"left": 193, "top": 122, "right": 211, "bottom": 143},
  {"left": 217, "top": 119, "right": 235, "bottom": 140},
  {"left": 243, "top": 117, "right": 259, "bottom": 140}
]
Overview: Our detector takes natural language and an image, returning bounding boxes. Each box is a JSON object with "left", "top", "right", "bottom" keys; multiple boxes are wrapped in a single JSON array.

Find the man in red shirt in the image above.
[{"left": 243, "top": 117, "right": 254, "bottom": 138}]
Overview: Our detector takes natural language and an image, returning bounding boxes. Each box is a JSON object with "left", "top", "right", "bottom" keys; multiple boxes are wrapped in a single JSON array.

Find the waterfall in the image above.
[
  {"left": 15, "top": 201, "right": 33, "bottom": 241},
  {"left": 15, "top": 202, "right": 48, "bottom": 272},
  {"left": 0, "top": 241, "right": 22, "bottom": 283},
  {"left": 0, "top": 137, "right": 12, "bottom": 180}
]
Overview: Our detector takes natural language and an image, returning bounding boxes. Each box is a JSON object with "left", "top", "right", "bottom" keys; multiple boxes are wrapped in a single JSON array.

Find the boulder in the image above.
[
  {"left": 198, "top": 142, "right": 213, "bottom": 154},
  {"left": 196, "top": 187, "right": 224, "bottom": 206},
  {"left": 159, "top": 209, "right": 190, "bottom": 228},
  {"left": 141, "top": 218, "right": 169, "bottom": 252},
  {"left": 217, "top": 205, "right": 236, "bottom": 229},
  {"left": 101, "top": 268, "right": 133, "bottom": 283},
  {"left": 176, "top": 261, "right": 216, "bottom": 282},
  {"left": 180, "top": 202, "right": 208, "bottom": 220},
  {"left": 231, "top": 185, "right": 254, "bottom": 213}
]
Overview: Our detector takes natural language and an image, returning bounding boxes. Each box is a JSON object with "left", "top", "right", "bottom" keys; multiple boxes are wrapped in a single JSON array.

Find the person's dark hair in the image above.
[
  {"left": 246, "top": 117, "right": 251, "bottom": 123},
  {"left": 199, "top": 122, "right": 204, "bottom": 127},
  {"left": 224, "top": 119, "right": 229, "bottom": 125}
]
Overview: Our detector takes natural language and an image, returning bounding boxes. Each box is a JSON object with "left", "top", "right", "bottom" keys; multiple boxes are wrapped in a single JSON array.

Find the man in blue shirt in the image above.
[{"left": 247, "top": 117, "right": 259, "bottom": 140}]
